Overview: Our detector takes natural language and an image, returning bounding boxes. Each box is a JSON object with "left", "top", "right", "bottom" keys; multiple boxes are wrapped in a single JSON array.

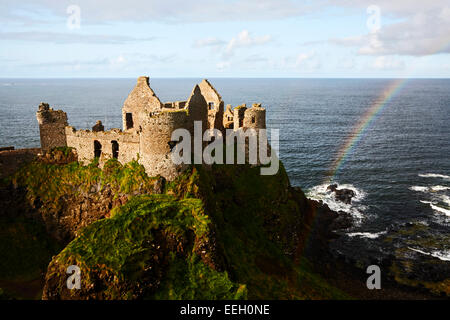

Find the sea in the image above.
[{"left": 0, "top": 78, "right": 449, "bottom": 265}]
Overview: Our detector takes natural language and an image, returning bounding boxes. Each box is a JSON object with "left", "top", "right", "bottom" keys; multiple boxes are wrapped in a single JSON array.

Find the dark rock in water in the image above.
[
  {"left": 327, "top": 184, "right": 338, "bottom": 192},
  {"left": 334, "top": 188, "right": 355, "bottom": 204},
  {"left": 326, "top": 184, "right": 355, "bottom": 204}
]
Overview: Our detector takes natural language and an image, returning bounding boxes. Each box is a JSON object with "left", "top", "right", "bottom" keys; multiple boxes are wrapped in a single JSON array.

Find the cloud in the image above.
[
  {"left": 224, "top": 30, "right": 272, "bottom": 57},
  {"left": 337, "top": 57, "right": 356, "bottom": 69},
  {"left": 194, "top": 38, "right": 226, "bottom": 48},
  {"left": 216, "top": 61, "right": 231, "bottom": 71},
  {"left": 328, "top": 1, "right": 450, "bottom": 56},
  {"left": 295, "top": 51, "right": 321, "bottom": 70},
  {"left": 1, "top": 0, "right": 317, "bottom": 24},
  {"left": 24, "top": 53, "right": 177, "bottom": 69},
  {"left": 371, "top": 56, "right": 405, "bottom": 70},
  {"left": 0, "top": 31, "right": 155, "bottom": 44},
  {"left": 243, "top": 54, "right": 268, "bottom": 63}
]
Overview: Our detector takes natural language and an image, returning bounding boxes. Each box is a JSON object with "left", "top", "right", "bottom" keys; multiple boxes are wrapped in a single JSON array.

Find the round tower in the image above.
[{"left": 243, "top": 103, "right": 266, "bottom": 130}]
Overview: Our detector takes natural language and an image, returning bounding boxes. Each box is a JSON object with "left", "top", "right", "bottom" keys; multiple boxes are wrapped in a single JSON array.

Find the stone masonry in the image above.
[{"left": 36, "top": 76, "right": 267, "bottom": 180}]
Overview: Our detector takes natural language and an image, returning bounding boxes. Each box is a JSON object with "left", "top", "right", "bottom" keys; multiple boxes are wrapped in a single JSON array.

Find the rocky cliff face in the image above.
[
  {"left": 38, "top": 162, "right": 349, "bottom": 300},
  {"left": 0, "top": 149, "right": 349, "bottom": 300},
  {"left": 2, "top": 149, "right": 443, "bottom": 300}
]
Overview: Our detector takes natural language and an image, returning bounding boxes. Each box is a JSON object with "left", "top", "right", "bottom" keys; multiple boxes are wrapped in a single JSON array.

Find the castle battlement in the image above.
[{"left": 36, "top": 76, "right": 267, "bottom": 180}]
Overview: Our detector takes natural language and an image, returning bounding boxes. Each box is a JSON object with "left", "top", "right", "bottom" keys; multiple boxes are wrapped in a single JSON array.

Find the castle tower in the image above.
[
  {"left": 243, "top": 103, "right": 266, "bottom": 130},
  {"left": 137, "top": 83, "right": 209, "bottom": 180},
  {"left": 36, "top": 102, "right": 68, "bottom": 152},
  {"left": 233, "top": 104, "right": 247, "bottom": 130},
  {"left": 198, "top": 79, "right": 224, "bottom": 132},
  {"left": 223, "top": 104, "right": 234, "bottom": 129},
  {"left": 122, "top": 76, "right": 163, "bottom": 132}
]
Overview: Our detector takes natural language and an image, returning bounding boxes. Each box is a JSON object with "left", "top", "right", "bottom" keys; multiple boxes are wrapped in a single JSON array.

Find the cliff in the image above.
[{"left": 0, "top": 149, "right": 348, "bottom": 300}]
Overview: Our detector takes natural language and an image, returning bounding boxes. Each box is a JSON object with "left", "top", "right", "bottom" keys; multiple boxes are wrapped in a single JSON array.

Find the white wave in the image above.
[
  {"left": 431, "top": 250, "right": 450, "bottom": 262},
  {"left": 418, "top": 173, "right": 450, "bottom": 180},
  {"left": 430, "top": 185, "right": 450, "bottom": 192},
  {"left": 307, "top": 183, "right": 366, "bottom": 222},
  {"left": 408, "top": 247, "right": 450, "bottom": 262},
  {"left": 430, "top": 203, "right": 450, "bottom": 217},
  {"left": 410, "top": 186, "right": 428, "bottom": 192},
  {"left": 408, "top": 247, "right": 429, "bottom": 256},
  {"left": 441, "top": 195, "right": 450, "bottom": 206},
  {"left": 347, "top": 231, "right": 387, "bottom": 239},
  {"left": 420, "top": 201, "right": 450, "bottom": 217}
]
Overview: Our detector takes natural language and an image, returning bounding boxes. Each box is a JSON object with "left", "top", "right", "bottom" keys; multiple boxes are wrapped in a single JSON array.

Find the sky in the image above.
[{"left": 1, "top": 0, "right": 450, "bottom": 78}]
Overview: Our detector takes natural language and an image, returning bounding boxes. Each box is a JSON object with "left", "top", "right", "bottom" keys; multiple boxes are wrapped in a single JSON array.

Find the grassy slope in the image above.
[{"left": 2, "top": 157, "right": 348, "bottom": 300}]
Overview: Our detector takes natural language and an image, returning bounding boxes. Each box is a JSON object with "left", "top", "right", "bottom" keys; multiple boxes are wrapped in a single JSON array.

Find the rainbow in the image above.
[{"left": 325, "top": 78, "right": 409, "bottom": 183}]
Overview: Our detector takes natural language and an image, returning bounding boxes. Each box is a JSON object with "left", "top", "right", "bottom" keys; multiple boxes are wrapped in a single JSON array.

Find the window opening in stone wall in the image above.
[
  {"left": 208, "top": 102, "right": 215, "bottom": 110},
  {"left": 126, "top": 113, "right": 134, "bottom": 129},
  {"left": 112, "top": 140, "right": 119, "bottom": 159},
  {"left": 94, "top": 140, "right": 102, "bottom": 158}
]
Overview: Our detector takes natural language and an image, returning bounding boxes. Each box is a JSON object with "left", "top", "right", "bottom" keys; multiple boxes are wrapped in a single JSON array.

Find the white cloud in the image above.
[
  {"left": 295, "top": 51, "right": 321, "bottom": 70},
  {"left": 1, "top": 0, "right": 315, "bottom": 24},
  {"left": 224, "top": 30, "right": 272, "bottom": 57},
  {"left": 0, "top": 31, "right": 155, "bottom": 44},
  {"left": 110, "top": 55, "right": 126, "bottom": 65},
  {"left": 194, "top": 38, "right": 226, "bottom": 48},
  {"left": 329, "top": 2, "right": 450, "bottom": 56},
  {"left": 371, "top": 56, "right": 405, "bottom": 70},
  {"left": 216, "top": 61, "right": 231, "bottom": 71},
  {"left": 337, "top": 57, "right": 356, "bottom": 69}
]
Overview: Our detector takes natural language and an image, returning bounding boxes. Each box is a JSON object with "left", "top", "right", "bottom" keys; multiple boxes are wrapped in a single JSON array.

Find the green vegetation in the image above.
[
  {"left": 9, "top": 158, "right": 157, "bottom": 212},
  {"left": 0, "top": 214, "right": 62, "bottom": 300},
  {"left": 46, "top": 194, "right": 245, "bottom": 299},
  {"left": 5, "top": 156, "right": 347, "bottom": 300},
  {"left": 165, "top": 164, "right": 347, "bottom": 299}
]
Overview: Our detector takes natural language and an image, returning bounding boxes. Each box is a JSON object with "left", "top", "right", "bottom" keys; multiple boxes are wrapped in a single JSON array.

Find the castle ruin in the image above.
[{"left": 36, "top": 76, "right": 267, "bottom": 180}]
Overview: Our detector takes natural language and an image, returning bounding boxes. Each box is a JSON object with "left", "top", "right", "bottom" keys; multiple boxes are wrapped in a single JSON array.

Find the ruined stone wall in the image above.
[
  {"left": 122, "top": 76, "right": 163, "bottom": 132},
  {"left": 198, "top": 79, "right": 224, "bottom": 132},
  {"left": 139, "top": 110, "right": 190, "bottom": 180},
  {"left": 243, "top": 104, "right": 266, "bottom": 130},
  {"left": 223, "top": 104, "right": 234, "bottom": 129},
  {"left": 0, "top": 148, "right": 41, "bottom": 179},
  {"left": 233, "top": 105, "right": 247, "bottom": 130},
  {"left": 186, "top": 85, "right": 209, "bottom": 133},
  {"left": 65, "top": 127, "right": 140, "bottom": 166},
  {"left": 36, "top": 103, "right": 68, "bottom": 152},
  {"left": 163, "top": 101, "right": 187, "bottom": 109}
]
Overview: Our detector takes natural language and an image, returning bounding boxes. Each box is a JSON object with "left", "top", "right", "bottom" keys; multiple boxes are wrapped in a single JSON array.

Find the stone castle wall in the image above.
[
  {"left": 233, "top": 105, "right": 247, "bottom": 130},
  {"left": 122, "top": 76, "right": 162, "bottom": 132},
  {"left": 35, "top": 76, "right": 267, "bottom": 181},
  {"left": 36, "top": 103, "right": 68, "bottom": 152},
  {"left": 243, "top": 104, "right": 266, "bottom": 130},
  {"left": 65, "top": 127, "right": 140, "bottom": 166},
  {"left": 198, "top": 79, "right": 224, "bottom": 132},
  {"left": 139, "top": 109, "right": 189, "bottom": 180}
]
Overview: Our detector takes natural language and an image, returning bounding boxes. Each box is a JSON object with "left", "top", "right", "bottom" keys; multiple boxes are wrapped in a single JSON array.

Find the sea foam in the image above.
[
  {"left": 347, "top": 231, "right": 386, "bottom": 239},
  {"left": 418, "top": 173, "right": 450, "bottom": 180},
  {"left": 408, "top": 247, "right": 450, "bottom": 262},
  {"left": 307, "top": 183, "right": 366, "bottom": 222}
]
